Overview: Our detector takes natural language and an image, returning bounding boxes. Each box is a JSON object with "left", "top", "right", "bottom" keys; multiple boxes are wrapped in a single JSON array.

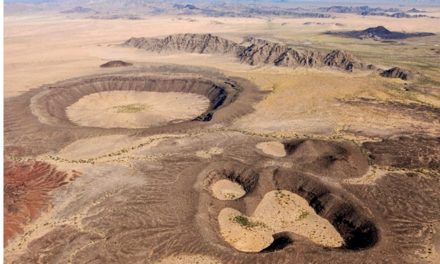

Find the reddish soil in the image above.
[{"left": 4, "top": 160, "right": 71, "bottom": 246}]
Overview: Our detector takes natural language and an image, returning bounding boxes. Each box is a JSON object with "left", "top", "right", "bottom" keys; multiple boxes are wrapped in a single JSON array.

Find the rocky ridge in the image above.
[{"left": 124, "top": 34, "right": 369, "bottom": 72}]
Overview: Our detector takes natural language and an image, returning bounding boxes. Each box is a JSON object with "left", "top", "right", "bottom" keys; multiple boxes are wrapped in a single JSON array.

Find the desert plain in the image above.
[{"left": 4, "top": 2, "right": 440, "bottom": 264}]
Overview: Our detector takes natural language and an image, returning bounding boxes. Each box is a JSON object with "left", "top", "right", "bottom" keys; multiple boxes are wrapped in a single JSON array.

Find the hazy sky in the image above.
[{"left": 4, "top": 0, "right": 440, "bottom": 5}]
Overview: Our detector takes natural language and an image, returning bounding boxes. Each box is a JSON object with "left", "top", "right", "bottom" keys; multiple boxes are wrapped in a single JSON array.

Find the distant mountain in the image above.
[
  {"left": 326, "top": 26, "right": 435, "bottom": 40},
  {"left": 61, "top": 6, "right": 97, "bottom": 14},
  {"left": 5, "top": 1, "right": 439, "bottom": 17},
  {"left": 407, "top": 8, "right": 426, "bottom": 13},
  {"left": 317, "top": 5, "right": 432, "bottom": 18},
  {"left": 318, "top": 5, "right": 400, "bottom": 15}
]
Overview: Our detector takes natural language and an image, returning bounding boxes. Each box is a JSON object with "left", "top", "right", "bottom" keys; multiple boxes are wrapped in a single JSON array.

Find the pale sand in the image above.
[
  {"left": 219, "top": 208, "right": 273, "bottom": 253},
  {"left": 66, "top": 91, "right": 210, "bottom": 129},
  {"left": 4, "top": 15, "right": 264, "bottom": 98},
  {"left": 211, "top": 179, "right": 246, "bottom": 200},
  {"left": 219, "top": 190, "right": 343, "bottom": 252},
  {"left": 254, "top": 190, "right": 344, "bottom": 248},
  {"left": 155, "top": 254, "right": 223, "bottom": 264},
  {"left": 256, "top": 141, "right": 286, "bottom": 157}
]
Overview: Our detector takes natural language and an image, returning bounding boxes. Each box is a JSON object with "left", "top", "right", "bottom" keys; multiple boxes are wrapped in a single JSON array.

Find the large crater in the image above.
[
  {"left": 5, "top": 66, "right": 263, "bottom": 156},
  {"left": 32, "top": 75, "right": 238, "bottom": 128}
]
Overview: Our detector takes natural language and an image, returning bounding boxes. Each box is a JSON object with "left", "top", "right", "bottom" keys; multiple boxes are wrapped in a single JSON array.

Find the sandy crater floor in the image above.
[
  {"left": 66, "top": 91, "right": 210, "bottom": 129},
  {"left": 219, "top": 190, "right": 344, "bottom": 252}
]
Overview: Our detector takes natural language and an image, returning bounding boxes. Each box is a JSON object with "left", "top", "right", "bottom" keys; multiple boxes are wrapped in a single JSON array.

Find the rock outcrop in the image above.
[
  {"left": 239, "top": 38, "right": 324, "bottom": 67},
  {"left": 239, "top": 40, "right": 291, "bottom": 65},
  {"left": 380, "top": 67, "right": 413, "bottom": 80},
  {"left": 323, "top": 50, "right": 364, "bottom": 72}
]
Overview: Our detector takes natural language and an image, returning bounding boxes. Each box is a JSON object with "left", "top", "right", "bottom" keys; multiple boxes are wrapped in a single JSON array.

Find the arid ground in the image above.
[{"left": 4, "top": 4, "right": 440, "bottom": 264}]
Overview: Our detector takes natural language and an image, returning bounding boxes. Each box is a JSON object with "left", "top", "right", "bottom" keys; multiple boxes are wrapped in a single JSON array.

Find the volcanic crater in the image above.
[
  {"left": 33, "top": 75, "right": 236, "bottom": 128},
  {"left": 5, "top": 66, "right": 263, "bottom": 156},
  {"left": 197, "top": 141, "right": 379, "bottom": 255}
]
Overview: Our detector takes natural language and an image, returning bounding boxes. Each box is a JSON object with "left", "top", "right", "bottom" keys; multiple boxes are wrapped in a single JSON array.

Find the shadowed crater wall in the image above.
[{"left": 273, "top": 169, "right": 379, "bottom": 250}]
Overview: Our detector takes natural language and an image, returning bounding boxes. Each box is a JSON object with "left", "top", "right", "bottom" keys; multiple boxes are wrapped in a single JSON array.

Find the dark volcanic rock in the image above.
[
  {"left": 326, "top": 26, "right": 435, "bottom": 40},
  {"left": 100, "top": 60, "right": 133, "bottom": 68},
  {"left": 380, "top": 67, "right": 413, "bottom": 80}
]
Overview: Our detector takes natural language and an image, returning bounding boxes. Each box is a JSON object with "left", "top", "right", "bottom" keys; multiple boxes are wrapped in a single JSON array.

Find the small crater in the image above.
[{"left": 100, "top": 60, "right": 133, "bottom": 68}]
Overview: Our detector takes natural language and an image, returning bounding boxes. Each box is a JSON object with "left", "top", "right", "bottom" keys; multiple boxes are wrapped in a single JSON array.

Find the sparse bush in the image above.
[
  {"left": 232, "top": 215, "right": 265, "bottom": 229},
  {"left": 297, "top": 210, "right": 310, "bottom": 220},
  {"left": 112, "top": 103, "right": 146, "bottom": 113}
]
